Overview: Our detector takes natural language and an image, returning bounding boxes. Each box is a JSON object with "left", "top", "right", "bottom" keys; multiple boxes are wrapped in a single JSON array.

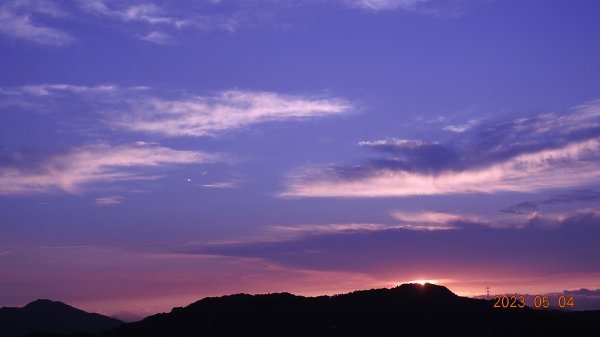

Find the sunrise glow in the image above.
[{"left": 407, "top": 280, "right": 438, "bottom": 286}]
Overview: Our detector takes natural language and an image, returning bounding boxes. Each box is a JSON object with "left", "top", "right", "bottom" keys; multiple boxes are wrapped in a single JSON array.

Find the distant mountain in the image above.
[
  {"left": 0, "top": 299, "right": 123, "bottom": 337},
  {"left": 105, "top": 283, "right": 600, "bottom": 337},
  {"left": 110, "top": 311, "right": 144, "bottom": 323}
]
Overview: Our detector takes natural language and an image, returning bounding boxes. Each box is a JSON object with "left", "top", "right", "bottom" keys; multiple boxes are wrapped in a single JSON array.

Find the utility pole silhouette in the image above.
[{"left": 486, "top": 287, "right": 490, "bottom": 300}]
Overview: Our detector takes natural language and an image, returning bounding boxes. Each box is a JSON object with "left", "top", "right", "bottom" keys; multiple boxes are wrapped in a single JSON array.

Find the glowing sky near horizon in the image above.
[{"left": 1, "top": 0, "right": 600, "bottom": 317}]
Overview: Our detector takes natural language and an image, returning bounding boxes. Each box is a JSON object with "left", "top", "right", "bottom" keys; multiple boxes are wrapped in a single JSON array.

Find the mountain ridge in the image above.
[
  {"left": 0, "top": 299, "right": 122, "bottom": 337},
  {"left": 4, "top": 284, "right": 600, "bottom": 337},
  {"left": 105, "top": 283, "right": 600, "bottom": 337}
]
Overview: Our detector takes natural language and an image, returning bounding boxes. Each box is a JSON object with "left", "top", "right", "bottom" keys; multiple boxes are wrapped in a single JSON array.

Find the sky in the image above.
[{"left": 1, "top": 0, "right": 600, "bottom": 318}]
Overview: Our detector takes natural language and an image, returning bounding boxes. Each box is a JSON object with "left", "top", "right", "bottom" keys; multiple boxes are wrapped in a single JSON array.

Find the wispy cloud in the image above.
[
  {"left": 76, "top": 0, "right": 248, "bottom": 38},
  {"left": 0, "top": 83, "right": 148, "bottom": 99},
  {"left": 387, "top": 209, "right": 574, "bottom": 230},
  {"left": 0, "top": 83, "right": 150, "bottom": 124},
  {"left": 20, "top": 83, "right": 117, "bottom": 95},
  {"left": 272, "top": 223, "right": 407, "bottom": 237},
  {"left": 283, "top": 139, "right": 600, "bottom": 197},
  {"left": 198, "top": 181, "right": 240, "bottom": 189},
  {"left": 2, "top": 84, "right": 348, "bottom": 138},
  {"left": 501, "top": 189, "right": 600, "bottom": 215},
  {"left": 1, "top": 0, "right": 482, "bottom": 47},
  {"left": 169, "top": 208, "right": 600, "bottom": 279},
  {"left": 109, "top": 90, "right": 351, "bottom": 137},
  {"left": 2, "top": 0, "right": 233, "bottom": 46},
  {"left": 358, "top": 138, "right": 435, "bottom": 149},
  {"left": 140, "top": 30, "right": 172, "bottom": 45},
  {"left": 38, "top": 244, "right": 91, "bottom": 250},
  {"left": 10, "top": 0, "right": 68, "bottom": 17},
  {"left": 95, "top": 196, "right": 124, "bottom": 205},
  {"left": 78, "top": 1, "right": 188, "bottom": 27},
  {"left": 281, "top": 100, "right": 600, "bottom": 198},
  {"left": 175, "top": 219, "right": 460, "bottom": 254},
  {"left": 389, "top": 211, "right": 478, "bottom": 230},
  {"left": 0, "top": 8, "right": 74, "bottom": 46},
  {"left": 0, "top": 142, "right": 218, "bottom": 195},
  {"left": 443, "top": 118, "right": 480, "bottom": 133},
  {"left": 345, "top": 0, "right": 477, "bottom": 16},
  {"left": 349, "top": 0, "right": 428, "bottom": 10}
]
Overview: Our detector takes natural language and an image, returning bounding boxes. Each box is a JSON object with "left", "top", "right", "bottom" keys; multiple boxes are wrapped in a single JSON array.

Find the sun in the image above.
[{"left": 408, "top": 279, "right": 437, "bottom": 285}]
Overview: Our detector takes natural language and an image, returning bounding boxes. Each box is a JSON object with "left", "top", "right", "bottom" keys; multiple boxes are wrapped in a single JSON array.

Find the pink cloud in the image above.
[
  {"left": 109, "top": 90, "right": 351, "bottom": 137},
  {"left": 0, "top": 143, "right": 218, "bottom": 195},
  {"left": 281, "top": 139, "right": 600, "bottom": 198},
  {"left": 0, "top": 8, "right": 74, "bottom": 46},
  {"left": 94, "top": 196, "right": 124, "bottom": 205}
]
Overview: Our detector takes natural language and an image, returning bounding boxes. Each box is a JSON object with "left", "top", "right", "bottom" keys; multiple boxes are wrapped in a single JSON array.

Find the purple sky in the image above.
[{"left": 1, "top": 0, "right": 600, "bottom": 317}]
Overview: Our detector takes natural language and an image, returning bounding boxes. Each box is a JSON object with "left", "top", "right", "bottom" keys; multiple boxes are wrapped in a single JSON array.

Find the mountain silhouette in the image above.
[
  {"left": 103, "top": 283, "right": 600, "bottom": 337},
  {"left": 5, "top": 284, "right": 600, "bottom": 337},
  {"left": 0, "top": 299, "right": 122, "bottom": 337}
]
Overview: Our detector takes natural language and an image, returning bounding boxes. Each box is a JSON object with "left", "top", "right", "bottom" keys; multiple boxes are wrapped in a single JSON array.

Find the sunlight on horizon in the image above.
[{"left": 405, "top": 279, "right": 439, "bottom": 286}]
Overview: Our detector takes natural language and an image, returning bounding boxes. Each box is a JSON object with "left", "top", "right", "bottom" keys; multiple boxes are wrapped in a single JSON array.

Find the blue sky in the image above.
[{"left": 1, "top": 0, "right": 600, "bottom": 316}]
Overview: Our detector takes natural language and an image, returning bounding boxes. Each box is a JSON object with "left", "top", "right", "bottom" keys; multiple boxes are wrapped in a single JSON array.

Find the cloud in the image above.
[
  {"left": 2, "top": 85, "right": 348, "bottom": 138},
  {"left": 170, "top": 208, "right": 600, "bottom": 278},
  {"left": 78, "top": 0, "right": 188, "bottom": 27},
  {"left": 501, "top": 189, "right": 600, "bottom": 215},
  {"left": 71, "top": 0, "right": 272, "bottom": 39},
  {"left": 0, "top": 8, "right": 74, "bottom": 46},
  {"left": 109, "top": 90, "right": 351, "bottom": 137},
  {"left": 358, "top": 138, "right": 435, "bottom": 149},
  {"left": 121, "top": 4, "right": 181, "bottom": 25},
  {"left": 1, "top": 0, "right": 481, "bottom": 47},
  {"left": 389, "top": 211, "right": 477, "bottom": 230},
  {"left": 281, "top": 100, "right": 600, "bottom": 198},
  {"left": 0, "top": 143, "right": 218, "bottom": 195},
  {"left": 175, "top": 218, "right": 461, "bottom": 255},
  {"left": 19, "top": 83, "right": 117, "bottom": 95},
  {"left": 180, "top": 211, "right": 489, "bottom": 253},
  {"left": 283, "top": 139, "right": 600, "bottom": 197},
  {"left": 389, "top": 209, "right": 600, "bottom": 231},
  {"left": 4, "top": 0, "right": 236, "bottom": 46},
  {"left": 175, "top": 223, "right": 418, "bottom": 251},
  {"left": 0, "top": 84, "right": 150, "bottom": 101},
  {"left": 270, "top": 223, "right": 445, "bottom": 237},
  {"left": 443, "top": 118, "right": 480, "bottom": 133},
  {"left": 357, "top": 138, "right": 455, "bottom": 172},
  {"left": 95, "top": 196, "right": 124, "bottom": 205},
  {"left": 38, "top": 244, "right": 91, "bottom": 250},
  {"left": 345, "top": 0, "right": 476, "bottom": 16},
  {"left": 140, "top": 30, "right": 172, "bottom": 44},
  {"left": 0, "top": 83, "right": 150, "bottom": 120},
  {"left": 198, "top": 181, "right": 240, "bottom": 189},
  {"left": 349, "top": 0, "right": 428, "bottom": 10},
  {"left": 10, "top": 0, "right": 67, "bottom": 17}
]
